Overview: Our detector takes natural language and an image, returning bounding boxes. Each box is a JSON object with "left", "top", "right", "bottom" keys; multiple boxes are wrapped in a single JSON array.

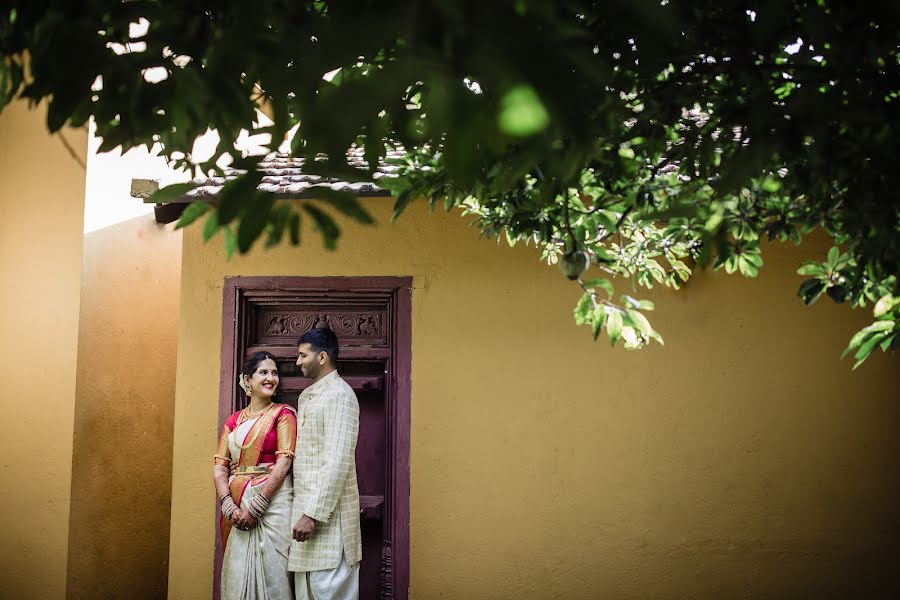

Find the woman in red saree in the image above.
[{"left": 213, "top": 351, "right": 297, "bottom": 600}]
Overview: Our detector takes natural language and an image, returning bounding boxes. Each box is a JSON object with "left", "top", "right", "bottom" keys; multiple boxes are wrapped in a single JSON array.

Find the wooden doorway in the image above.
[{"left": 215, "top": 276, "right": 411, "bottom": 600}]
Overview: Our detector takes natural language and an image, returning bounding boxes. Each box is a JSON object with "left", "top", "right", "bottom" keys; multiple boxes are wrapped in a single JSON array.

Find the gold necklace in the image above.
[
  {"left": 236, "top": 403, "right": 274, "bottom": 450},
  {"left": 242, "top": 401, "right": 273, "bottom": 419},
  {"left": 301, "top": 375, "right": 340, "bottom": 427}
]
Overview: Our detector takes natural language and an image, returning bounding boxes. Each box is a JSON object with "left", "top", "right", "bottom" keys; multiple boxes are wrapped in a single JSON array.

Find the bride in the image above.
[{"left": 213, "top": 351, "right": 297, "bottom": 599}]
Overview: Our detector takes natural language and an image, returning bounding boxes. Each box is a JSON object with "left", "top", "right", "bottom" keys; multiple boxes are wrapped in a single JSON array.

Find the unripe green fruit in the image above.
[{"left": 560, "top": 250, "right": 589, "bottom": 280}]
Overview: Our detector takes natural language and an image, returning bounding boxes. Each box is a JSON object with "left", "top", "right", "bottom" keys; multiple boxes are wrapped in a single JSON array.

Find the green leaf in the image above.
[
  {"left": 309, "top": 186, "right": 375, "bottom": 225},
  {"left": 744, "top": 253, "right": 764, "bottom": 268},
  {"left": 724, "top": 255, "right": 738, "bottom": 274},
  {"left": 289, "top": 212, "right": 302, "bottom": 245},
  {"left": 218, "top": 172, "right": 263, "bottom": 225},
  {"left": 626, "top": 309, "right": 653, "bottom": 335},
  {"left": 223, "top": 226, "right": 237, "bottom": 260},
  {"left": 760, "top": 177, "right": 782, "bottom": 192},
  {"left": 853, "top": 333, "right": 885, "bottom": 369},
  {"left": 827, "top": 246, "right": 840, "bottom": 267},
  {"left": 861, "top": 320, "right": 895, "bottom": 334},
  {"left": 595, "top": 210, "right": 619, "bottom": 232},
  {"left": 591, "top": 247, "right": 615, "bottom": 265},
  {"left": 796, "top": 263, "right": 825, "bottom": 276},
  {"left": 174, "top": 202, "right": 211, "bottom": 230},
  {"left": 203, "top": 210, "right": 221, "bottom": 242},
  {"left": 873, "top": 294, "right": 897, "bottom": 318},
  {"left": 46, "top": 90, "right": 82, "bottom": 132},
  {"left": 798, "top": 279, "right": 826, "bottom": 305},
  {"left": 573, "top": 292, "right": 592, "bottom": 325},
  {"left": 606, "top": 310, "right": 623, "bottom": 346},
  {"left": 591, "top": 305, "right": 606, "bottom": 340},
  {"left": 236, "top": 194, "right": 275, "bottom": 253},
  {"left": 737, "top": 256, "right": 758, "bottom": 277},
  {"left": 265, "top": 205, "right": 291, "bottom": 248},
  {"left": 844, "top": 328, "right": 871, "bottom": 357},
  {"left": 705, "top": 207, "right": 725, "bottom": 232},
  {"left": 364, "top": 115, "right": 388, "bottom": 174},
  {"left": 620, "top": 326, "right": 640, "bottom": 348},
  {"left": 391, "top": 190, "right": 415, "bottom": 222},
  {"left": 583, "top": 278, "right": 615, "bottom": 298},
  {"left": 637, "top": 299, "right": 655, "bottom": 311},
  {"left": 715, "top": 149, "right": 761, "bottom": 197},
  {"left": 148, "top": 182, "right": 198, "bottom": 205},
  {"left": 303, "top": 204, "right": 341, "bottom": 250},
  {"left": 498, "top": 85, "right": 549, "bottom": 137}
]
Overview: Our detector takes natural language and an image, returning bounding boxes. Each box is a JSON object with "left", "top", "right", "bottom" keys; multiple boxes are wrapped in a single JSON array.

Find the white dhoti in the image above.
[{"left": 293, "top": 546, "right": 359, "bottom": 600}]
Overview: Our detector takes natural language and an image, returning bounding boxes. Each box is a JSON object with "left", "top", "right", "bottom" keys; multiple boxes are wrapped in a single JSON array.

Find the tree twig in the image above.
[
  {"left": 563, "top": 189, "right": 577, "bottom": 251},
  {"left": 57, "top": 131, "right": 86, "bottom": 171}
]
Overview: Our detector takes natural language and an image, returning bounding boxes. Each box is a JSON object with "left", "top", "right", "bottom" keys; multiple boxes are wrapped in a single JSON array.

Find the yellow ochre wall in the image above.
[
  {"left": 168, "top": 200, "right": 899, "bottom": 599},
  {"left": 0, "top": 101, "right": 86, "bottom": 599},
  {"left": 66, "top": 216, "right": 182, "bottom": 599}
]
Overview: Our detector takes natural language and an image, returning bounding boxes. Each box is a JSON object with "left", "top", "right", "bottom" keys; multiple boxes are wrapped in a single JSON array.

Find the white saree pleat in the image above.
[{"left": 221, "top": 416, "right": 294, "bottom": 600}]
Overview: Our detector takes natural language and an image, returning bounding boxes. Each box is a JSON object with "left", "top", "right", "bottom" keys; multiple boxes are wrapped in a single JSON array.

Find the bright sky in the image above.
[{"left": 82, "top": 112, "right": 275, "bottom": 234}]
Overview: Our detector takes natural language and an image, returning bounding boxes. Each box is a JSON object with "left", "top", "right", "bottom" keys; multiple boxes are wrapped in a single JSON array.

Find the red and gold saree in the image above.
[{"left": 214, "top": 403, "right": 297, "bottom": 600}]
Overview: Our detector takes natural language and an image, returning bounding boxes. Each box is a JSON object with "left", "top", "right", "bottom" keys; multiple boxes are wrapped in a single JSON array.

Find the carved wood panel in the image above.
[{"left": 253, "top": 308, "right": 388, "bottom": 347}]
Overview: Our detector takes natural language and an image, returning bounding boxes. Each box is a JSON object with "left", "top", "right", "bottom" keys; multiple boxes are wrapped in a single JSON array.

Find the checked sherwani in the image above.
[{"left": 289, "top": 370, "right": 363, "bottom": 572}]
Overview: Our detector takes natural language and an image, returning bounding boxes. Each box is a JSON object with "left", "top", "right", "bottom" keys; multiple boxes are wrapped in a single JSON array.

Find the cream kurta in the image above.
[{"left": 289, "top": 371, "right": 362, "bottom": 572}]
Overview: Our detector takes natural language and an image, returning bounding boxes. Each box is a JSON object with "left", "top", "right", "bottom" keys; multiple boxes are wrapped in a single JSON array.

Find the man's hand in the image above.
[
  {"left": 292, "top": 515, "right": 317, "bottom": 542},
  {"left": 232, "top": 509, "right": 258, "bottom": 531}
]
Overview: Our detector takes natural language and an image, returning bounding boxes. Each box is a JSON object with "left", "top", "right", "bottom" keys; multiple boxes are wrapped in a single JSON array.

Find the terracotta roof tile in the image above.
[{"left": 185, "top": 147, "right": 406, "bottom": 199}]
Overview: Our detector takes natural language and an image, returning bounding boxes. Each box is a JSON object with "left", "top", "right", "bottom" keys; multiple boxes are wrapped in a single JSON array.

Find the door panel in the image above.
[{"left": 217, "top": 277, "right": 410, "bottom": 600}]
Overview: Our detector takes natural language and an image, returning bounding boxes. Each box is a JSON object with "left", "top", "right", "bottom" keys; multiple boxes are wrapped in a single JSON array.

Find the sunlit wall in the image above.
[{"left": 168, "top": 200, "right": 900, "bottom": 599}]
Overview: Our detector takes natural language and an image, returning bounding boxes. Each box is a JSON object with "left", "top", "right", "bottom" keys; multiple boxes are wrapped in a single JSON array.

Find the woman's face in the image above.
[{"left": 247, "top": 358, "right": 279, "bottom": 398}]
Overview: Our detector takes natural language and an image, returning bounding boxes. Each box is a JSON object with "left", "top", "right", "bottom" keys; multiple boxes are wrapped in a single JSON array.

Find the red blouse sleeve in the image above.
[
  {"left": 275, "top": 407, "right": 297, "bottom": 459},
  {"left": 213, "top": 411, "right": 241, "bottom": 466}
]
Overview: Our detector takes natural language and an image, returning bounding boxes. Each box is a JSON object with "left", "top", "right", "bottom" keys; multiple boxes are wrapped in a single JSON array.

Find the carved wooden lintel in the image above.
[{"left": 255, "top": 309, "right": 387, "bottom": 347}]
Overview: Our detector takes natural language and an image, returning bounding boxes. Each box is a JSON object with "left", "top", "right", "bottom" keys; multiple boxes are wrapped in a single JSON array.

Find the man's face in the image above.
[{"left": 296, "top": 342, "right": 322, "bottom": 378}]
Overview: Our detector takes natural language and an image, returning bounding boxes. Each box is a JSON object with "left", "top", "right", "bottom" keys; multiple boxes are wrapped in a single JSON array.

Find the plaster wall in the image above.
[
  {"left": 0, "top": 101, "right": 86, "bottom": 599},
  {"left": 168, "top": 200, "right": 900, "bottom": 599},
  {"left": 65, "top": 216, "right": 181, "bottom": 599}
]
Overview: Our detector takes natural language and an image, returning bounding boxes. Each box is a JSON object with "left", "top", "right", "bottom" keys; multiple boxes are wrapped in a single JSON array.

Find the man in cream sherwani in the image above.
[{"left": 290, "top": 327, "right": 362, "bottom": 600}]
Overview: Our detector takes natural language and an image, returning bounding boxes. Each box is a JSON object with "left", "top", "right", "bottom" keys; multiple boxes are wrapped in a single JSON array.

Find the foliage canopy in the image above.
[{"left": 3, "top": 1, "right": 898, "bottom": 366}]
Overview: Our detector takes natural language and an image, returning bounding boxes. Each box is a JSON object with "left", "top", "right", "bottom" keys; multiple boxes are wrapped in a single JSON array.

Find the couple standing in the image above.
[{"left": 213, "top": 327, "right": 362, "bottom": 600}]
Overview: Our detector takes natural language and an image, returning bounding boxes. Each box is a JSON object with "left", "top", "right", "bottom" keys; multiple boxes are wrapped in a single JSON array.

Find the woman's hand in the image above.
[{"left": 231, "top": 509, "right": 258, "bottom": 531}]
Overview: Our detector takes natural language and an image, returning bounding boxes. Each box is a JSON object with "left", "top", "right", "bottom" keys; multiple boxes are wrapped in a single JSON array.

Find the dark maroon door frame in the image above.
[{"left": 215, "top": 276, "right": 411, "bottom": 600}]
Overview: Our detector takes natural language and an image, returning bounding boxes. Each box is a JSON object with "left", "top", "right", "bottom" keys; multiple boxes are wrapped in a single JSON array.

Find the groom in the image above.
[{"left": 290, "top": 327, "right": 362, "bottom": 600}]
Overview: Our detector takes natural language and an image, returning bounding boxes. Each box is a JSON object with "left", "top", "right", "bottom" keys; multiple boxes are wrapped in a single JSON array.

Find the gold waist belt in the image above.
[{"left": 234, "top": 466, "right": 268, "bottom": 475}]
